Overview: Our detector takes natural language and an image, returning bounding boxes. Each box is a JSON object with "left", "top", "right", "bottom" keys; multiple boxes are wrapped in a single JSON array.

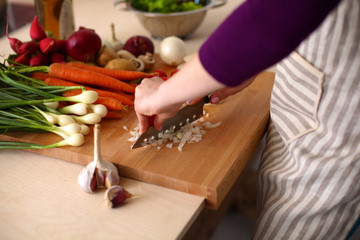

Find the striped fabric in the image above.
[{"left": 254, "top": 0, "right": 360, "bottom": 239}]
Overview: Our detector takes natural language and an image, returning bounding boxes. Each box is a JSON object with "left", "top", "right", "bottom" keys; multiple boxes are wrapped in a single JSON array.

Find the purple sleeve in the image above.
[{"left": 199, "top": 0, "right": 341, "bottom": 86}]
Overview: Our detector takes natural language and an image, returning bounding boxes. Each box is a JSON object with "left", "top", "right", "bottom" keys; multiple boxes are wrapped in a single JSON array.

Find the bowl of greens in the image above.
[{"left": 115, "top": 0, "right": 226, "bottom": 39}]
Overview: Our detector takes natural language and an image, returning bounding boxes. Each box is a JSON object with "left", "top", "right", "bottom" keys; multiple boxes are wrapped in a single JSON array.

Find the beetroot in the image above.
[
  {"left": 30, "top": 15, "right": 47, "bottom": 41},
  {"left": 6, "top": 21, "right": 22, "bottom": 54},
  {"left": 18, "top": 41, "right": 38, "bottom": 56},
  {"left": 29, "top": 54, "right": 48, "bottom": 66},
  {"left": 30, "top": 15, "right": 46, "bottom": 41},
  {"left": 66, "top": 27, "right": 102, "bottom": 62},
  {"left": 55, "top": 39, "right": 67, "bottom": 55},
  {"left": 14, "top": 54, "right": 31, "bottom": 65},
  {"left": 50, "top": 52, "right": 65, "bottom": 64},
  {"left": 123, "top": 35, "right": 154, "bottom": 57},
  {"left": 39, "top": 37, "right": 57, "bottom": 55}
]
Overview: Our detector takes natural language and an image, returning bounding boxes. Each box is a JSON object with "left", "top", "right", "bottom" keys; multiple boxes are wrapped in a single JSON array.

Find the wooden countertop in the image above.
[{"left": 0, "top": 0, "right": 275, "bottom": 239}]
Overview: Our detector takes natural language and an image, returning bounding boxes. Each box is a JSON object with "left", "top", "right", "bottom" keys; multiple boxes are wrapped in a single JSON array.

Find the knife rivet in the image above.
[
  {"left": 172, "top": 125, "right": 176, "bottom": 130},
  {"left": 179, "top": 122, "right": 183, "bottom": 126}
]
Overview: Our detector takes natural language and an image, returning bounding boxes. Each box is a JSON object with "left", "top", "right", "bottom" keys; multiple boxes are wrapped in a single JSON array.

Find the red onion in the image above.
[
  {"left": 30, "top": 54, "right": 48, "bottom": 66},
  {"left": 30, "top": 15, "right": 47, "bottom": 41},
  {"left": 39, "top": 37, "right": 57, "bottom": 55},
  {"left": 66, "top": 27, "right": 102, "bottom": 62},
  {"left": 18, "top": 41, "right": 38, "bottom": 56},
  {"left": 6, "top": 21, "right": 22, "bottom": 54},
  {"left": 123, "top": 35, "right": 154, "bottom": 57}
]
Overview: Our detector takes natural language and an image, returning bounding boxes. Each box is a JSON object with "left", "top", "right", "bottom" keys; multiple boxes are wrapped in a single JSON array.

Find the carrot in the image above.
[
  {"left": 29, "top": 72, "right": 49, "bottom": 81},
  {"left": 44, "top": 77, "right": 134, "bottom": 106},
  {"left": 67, "top": 62, "right": 159, "bottom": 81},
  {"left": 94, "top": 97, "right": 127, "bottom": 111},
  {"left": 48, "top": 63, "right": 136, "bottom": 93},
  {"left": 111, "top": 89, "right": 135, "bottom": 101},
  {"left": 104, "top": 111, "right": 122, "bottom": 119}
]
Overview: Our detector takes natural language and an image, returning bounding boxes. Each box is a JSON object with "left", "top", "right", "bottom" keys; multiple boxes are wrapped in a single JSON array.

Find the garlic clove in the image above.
[
  {"left": 95, "top": 150, "right": 120, "bottom": 188},
  {"left": 105, "top": 169, "right": 120, "bottom": 189},
  {"left": 77, "top": 161, "right": 97, "bottom": 193},
  {"left": 105, "top": 185, "right": 132, "bottom": 208}
]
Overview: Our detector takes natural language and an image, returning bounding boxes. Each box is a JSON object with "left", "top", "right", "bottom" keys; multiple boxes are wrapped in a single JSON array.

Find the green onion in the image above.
[{"left": 0, "top": 60, "right": 101, "bottom": 149}]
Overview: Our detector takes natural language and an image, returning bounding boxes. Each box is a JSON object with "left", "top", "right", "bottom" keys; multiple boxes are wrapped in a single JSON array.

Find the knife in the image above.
[{"left": 131, "top": 95, "right": 210, "bottom": 149}]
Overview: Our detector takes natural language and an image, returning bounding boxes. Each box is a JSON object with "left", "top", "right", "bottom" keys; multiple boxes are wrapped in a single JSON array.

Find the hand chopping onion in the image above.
[{"left": 134, "top": 53, "right": 225, "bottom": 135}]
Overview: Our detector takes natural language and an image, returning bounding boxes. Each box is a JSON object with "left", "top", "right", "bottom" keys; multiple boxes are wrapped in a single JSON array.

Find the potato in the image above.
[
  {"left": 96, "top": 47, "right": 119, "bottom": 66},
  {"left": 104, "top": 58, "right": 137, "bottom": 71}
]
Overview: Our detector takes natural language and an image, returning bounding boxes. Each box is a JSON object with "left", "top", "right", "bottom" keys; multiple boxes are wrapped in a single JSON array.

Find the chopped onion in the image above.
[{"left": 128, "top": 111, "right": 221, "bottom": 151}]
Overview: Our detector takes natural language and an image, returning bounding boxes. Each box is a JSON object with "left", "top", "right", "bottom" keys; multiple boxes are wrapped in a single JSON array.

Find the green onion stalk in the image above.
[{"left": 0, "top": 60, "right": 101, "bottom": 149}]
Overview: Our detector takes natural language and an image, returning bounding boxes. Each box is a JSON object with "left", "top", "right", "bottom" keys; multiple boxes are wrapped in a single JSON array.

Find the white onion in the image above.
[
  {"left": 128, "top": 110, "right": 221, "bottom": 151},
  {"left": 159, "top": 36, "right": 186, "bottom": 66}
]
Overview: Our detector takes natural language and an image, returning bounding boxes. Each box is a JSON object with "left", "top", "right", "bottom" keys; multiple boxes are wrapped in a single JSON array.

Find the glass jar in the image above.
[{"left": 34, "top": 0, "right": 75, "bottom": 40}]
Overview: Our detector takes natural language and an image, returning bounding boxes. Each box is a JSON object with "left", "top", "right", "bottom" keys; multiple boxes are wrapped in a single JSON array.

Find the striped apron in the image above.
[{"left": 254, "top": 0, "right": 360, "bottom": 239}]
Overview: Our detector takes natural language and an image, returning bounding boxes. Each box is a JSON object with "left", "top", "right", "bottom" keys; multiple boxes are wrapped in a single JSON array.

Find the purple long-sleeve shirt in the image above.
[{"left": 199, "top": 0, "right": 341, "bottom": 86}]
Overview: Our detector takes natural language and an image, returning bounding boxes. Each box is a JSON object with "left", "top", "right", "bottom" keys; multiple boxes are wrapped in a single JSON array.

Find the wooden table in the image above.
[{"left": 0, "top": 0, "right": 275, "bottom": 239}]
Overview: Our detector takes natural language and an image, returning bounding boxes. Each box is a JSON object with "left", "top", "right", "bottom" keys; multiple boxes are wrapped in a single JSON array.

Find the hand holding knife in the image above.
[{"left": 132, "top": 95, "right": 210, "bottom": 149}]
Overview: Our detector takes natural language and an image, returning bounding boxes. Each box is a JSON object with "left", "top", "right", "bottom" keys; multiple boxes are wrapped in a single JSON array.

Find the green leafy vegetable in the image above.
[{"left": 131, "top": 0, "right": 207, "bottom": 13}]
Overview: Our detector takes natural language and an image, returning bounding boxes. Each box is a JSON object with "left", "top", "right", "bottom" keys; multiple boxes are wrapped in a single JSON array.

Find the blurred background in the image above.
[{"left": 0, "top": 0, "right": 35, "bottom": 36}]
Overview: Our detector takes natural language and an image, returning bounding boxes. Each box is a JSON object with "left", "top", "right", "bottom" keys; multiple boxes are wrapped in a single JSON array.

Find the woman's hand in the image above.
[
  {"left": 134, "top": 53, "right": 228, "bottom": 135},
  {"left": 209, "top": 75, "right": 257, "bottom": 104},
  {"left": 134, "top": 77, "right": 183, "bottom": 134}
]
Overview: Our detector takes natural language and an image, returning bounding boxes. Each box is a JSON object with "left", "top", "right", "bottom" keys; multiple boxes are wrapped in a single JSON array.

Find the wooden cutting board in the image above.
[{"left": 1, "top": 70, "right": 274, "bottom": 210}]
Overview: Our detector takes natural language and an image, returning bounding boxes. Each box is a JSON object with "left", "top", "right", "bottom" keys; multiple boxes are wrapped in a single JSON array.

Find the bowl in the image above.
[{"left": 115, "top": 0, "right": 226, "bottom": 39}]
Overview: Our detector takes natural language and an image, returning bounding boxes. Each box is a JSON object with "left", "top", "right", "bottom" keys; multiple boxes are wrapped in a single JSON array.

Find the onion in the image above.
[
  {"left": 159, "top": 36, "right": 186, "bottom": 66},
  {"left": 128, "top": 110, "right": 221, "bottom": 151},
  {"left": 66, "top": 27, "right": 102, "bottom": 62},
  {"left": 123, "top": 35, "right": 154, "bottom": 57}
]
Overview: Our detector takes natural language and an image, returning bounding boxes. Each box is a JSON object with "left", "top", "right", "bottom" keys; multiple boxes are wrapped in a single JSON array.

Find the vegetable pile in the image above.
[
  {"left": 0, "top": 60, "right": 107, "bottom": 149},
  {"left": 7, "top": 16, "right": 69, "bottom": 66},
  {"left": 27, "top": 61, "right": 159, "bottom": 118}
]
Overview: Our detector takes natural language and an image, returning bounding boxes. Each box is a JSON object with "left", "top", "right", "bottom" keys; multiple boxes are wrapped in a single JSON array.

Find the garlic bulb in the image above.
[
  {"left": 78, "top": 124, "right": 120, "bottom": 193},
  {"left": 106, "top": 23, "right": 123, "bottom": 52}
]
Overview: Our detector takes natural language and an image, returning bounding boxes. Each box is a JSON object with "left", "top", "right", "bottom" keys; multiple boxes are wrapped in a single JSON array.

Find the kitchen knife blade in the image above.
[{"left": 131, "top": 96, "right": 210, "bottom": 149}]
